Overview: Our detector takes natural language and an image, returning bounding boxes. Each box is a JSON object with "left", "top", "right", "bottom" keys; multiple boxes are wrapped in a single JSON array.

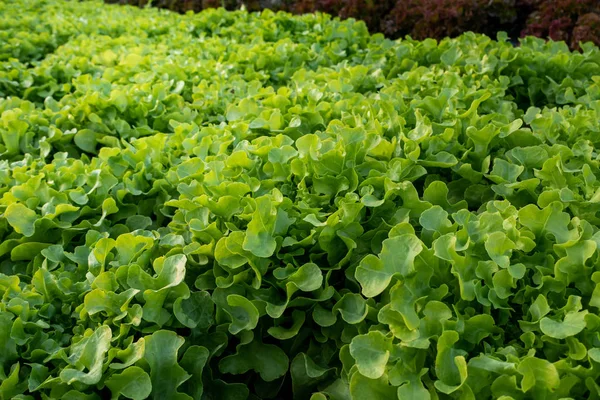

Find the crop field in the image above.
[{"left": 1, "top": 0, "right": 600, "bottom": 399}]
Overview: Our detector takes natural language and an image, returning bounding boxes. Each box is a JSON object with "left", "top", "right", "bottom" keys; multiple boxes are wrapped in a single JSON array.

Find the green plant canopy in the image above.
[{"left": 1, "top": 0, "right": 600, "bottom": 399}]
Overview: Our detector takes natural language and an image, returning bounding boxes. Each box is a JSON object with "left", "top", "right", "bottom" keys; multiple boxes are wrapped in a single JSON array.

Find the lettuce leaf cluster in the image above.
[{"left": 1, "top": 0, "right": 600, "bottom": 399}]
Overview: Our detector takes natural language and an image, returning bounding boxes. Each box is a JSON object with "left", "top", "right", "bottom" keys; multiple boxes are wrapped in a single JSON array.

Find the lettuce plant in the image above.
[
  {"left": 103, "top": 0, "right": 600, "bottom": 50},
  {"left": 1, "top": 1, "right": 600, "bottom": 399}
]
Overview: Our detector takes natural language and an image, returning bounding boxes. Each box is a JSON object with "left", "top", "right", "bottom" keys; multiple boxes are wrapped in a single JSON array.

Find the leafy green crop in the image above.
[{"left": 1, "top": 0, "right": 600, "bottom": 399}]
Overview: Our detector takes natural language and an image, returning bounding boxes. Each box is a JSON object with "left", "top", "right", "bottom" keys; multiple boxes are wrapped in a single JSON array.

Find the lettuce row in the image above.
[{"left": 1, "top": 0, "right": 600, "bottom": 399}]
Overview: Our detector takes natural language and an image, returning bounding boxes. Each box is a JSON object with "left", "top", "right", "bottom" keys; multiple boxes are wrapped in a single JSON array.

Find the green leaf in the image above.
[
  {"left": 287, "top": 263, "right": 323, "bottom": 292},
  {"left": 589, "top": 348, "right": 600, "bottom": 363},
  {"left": 173, "top": 291, "right": 214, "bottom": 329},
  {"left": 463, "top": 314, "right": 496, "bottom": 344},
  {"left": 484, "top": 231, "right": 515, "bottom": 268},
  {"left": 143, "top": 330, "right": 191, "bottom": 400},
  {"left": 5, "top": 204, "right": 37, "bottom": 237},
  {"left": 180, "top": 346, "right": 209, "bottom": 399},
  {"left": 215, "top": 232, "right": 249, "bottom": 269},
  {"left": 268, "top": 310, "right": 305, "bottom": 340},
  {"left": 529, "top": 294, "right": 551, "bottom": 321},
  {"left": 349, "top": 373, "right": 396, "bottom": 400},
  {"left": 518, "top": 202, "right": 572, "bottom": 244},
  {"left": 60, "top": 325, "right": 112, "bottom": 385},
  {"left": 333, "top": 293, "right": 368, "bottom": 324},
  {"left": 11, "top": 242, "right": 51, "bottom": 261},
  {"left": 312, "top": 305, "right": 337, "bottom": 327},
  {"left": 110, "top": 339, "right": 145, "bottom": 370},
  {"left": 204, "top": 379, "right": 249, "bottom": 400},
  {"left": 540, "top": 311, "right": 588, "bottom": 339},
  {"left": 105, "top": 367, "right": 152, "bottom": 400},
  {"left": 74, "top": 129, "right": 97, "bottom": 153},
  {"left": 243, "top": 196, "right": 277, "bottom": 258},
  {"left": 517, "top": 357, "right": 559, "bottom": 393},
  {"left": 116, "top": 233, "right": 155, "bottom": 265},
  {"left": 225, "top": 294, "right": 259, "bottom": 334},
  {"left": 355, "top": 234, "right": 423, "bottom": 297},
  {"left": 350, "top": 331, "right": 392, "bottom": 379},
  {"left": 397, "top": 379, "right": 431, "bottom": 400},
  {"left": 219, "top": 338, "right": 289, "bottom": 382},
  {"left": 434, "top": 331, "right": 467, "bottom": 391},
  {"left": 290, "top": 353, "right": 335, "bottom": 399},
  {"left": 419, "top": 205, "right": 452, "bottom": 233}
]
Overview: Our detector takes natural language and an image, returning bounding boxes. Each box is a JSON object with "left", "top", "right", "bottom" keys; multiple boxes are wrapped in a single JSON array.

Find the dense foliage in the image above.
[
  {"left": 106, "top": 0, "right": 600, "bottom": 50},
  {"left": 2, "top": 0, "right": 600, "bottom": 399},
  {"left": 521, "top": 0, "right": 600, "bottom": 50}
]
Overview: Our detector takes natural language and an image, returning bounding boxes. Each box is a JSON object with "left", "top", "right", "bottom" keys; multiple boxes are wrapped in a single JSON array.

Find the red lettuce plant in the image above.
[{"left": 521, "top": 0, "right": 599, "bottom": 48}]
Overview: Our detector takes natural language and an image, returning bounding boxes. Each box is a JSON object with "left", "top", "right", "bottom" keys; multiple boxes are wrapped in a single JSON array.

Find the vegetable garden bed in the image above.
[{"left": 1, "top": 0, "right": 600, "bottom": 399}]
